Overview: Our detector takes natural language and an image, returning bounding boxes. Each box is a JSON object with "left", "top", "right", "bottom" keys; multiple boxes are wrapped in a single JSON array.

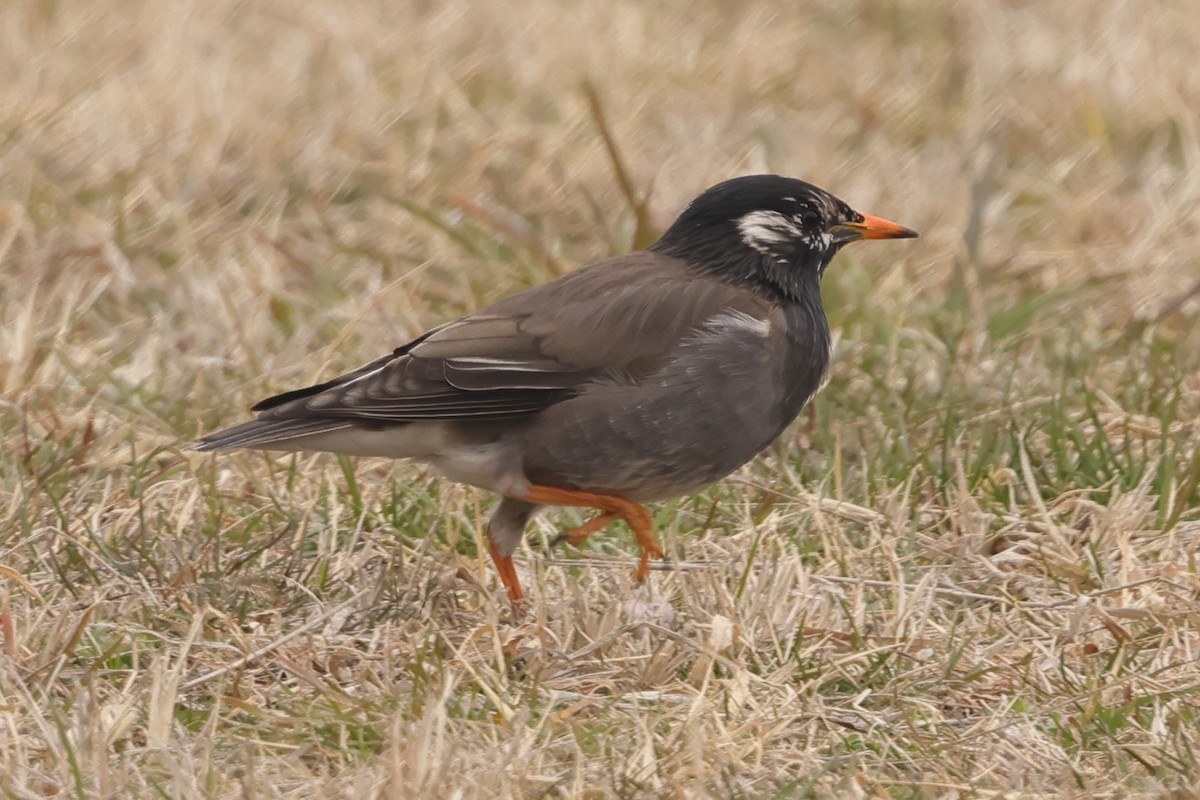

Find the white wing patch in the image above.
[{"left": 449, "top": 356, "right": 559, "bottom": 372}]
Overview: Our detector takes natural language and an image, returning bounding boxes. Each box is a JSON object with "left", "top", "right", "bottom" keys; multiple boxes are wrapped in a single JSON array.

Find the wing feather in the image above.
[{"left": 219, "top": 252, "right": 774, "bottom": 435}]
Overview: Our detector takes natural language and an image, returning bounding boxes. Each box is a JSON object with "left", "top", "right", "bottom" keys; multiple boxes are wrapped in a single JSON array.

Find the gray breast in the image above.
[{"left": 518, "top": 303, "right": 829, "bottom": 501}]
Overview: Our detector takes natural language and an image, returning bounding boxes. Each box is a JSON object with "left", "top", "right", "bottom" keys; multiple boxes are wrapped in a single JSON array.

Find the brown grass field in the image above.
[{"left": 2, "top": 1, "right": 1200, "bottom": 797}]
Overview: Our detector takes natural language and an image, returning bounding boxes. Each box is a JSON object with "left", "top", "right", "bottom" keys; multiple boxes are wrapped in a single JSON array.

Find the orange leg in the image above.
[
  {"left": 552, "top": 511, "right": 618, "bottom": 548},
  {"left": 518, "top": 485, "right": 664, "bottom": 583},
  {"left": 486, "top": 527, "right": 524, "bottom": 603}
]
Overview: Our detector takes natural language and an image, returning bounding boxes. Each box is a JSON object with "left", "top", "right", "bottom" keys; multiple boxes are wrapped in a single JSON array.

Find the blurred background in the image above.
[{"left": 2, "top": 1, "right": 1198, "bottom": 796}]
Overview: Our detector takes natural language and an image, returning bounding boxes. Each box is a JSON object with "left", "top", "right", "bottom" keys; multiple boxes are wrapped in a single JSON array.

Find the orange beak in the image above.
[{"left": 831, "top": 212, "right": 919, "bottom": 243}]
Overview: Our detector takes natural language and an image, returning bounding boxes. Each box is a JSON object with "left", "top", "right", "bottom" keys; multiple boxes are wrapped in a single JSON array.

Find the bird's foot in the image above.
[
  {"left": 519, "top": 485, "right": 665, "bottom": 585},
  {"left": 549, "top": 511, "right": 618, "bottom": 549},
  {"left": 632, "top": 528, "right": 665, "bottom": 583}
]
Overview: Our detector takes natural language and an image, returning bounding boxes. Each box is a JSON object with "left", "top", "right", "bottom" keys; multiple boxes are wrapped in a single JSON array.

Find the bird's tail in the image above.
[{"left": 188, "top": 418, "right": 352, "bottom": 452}]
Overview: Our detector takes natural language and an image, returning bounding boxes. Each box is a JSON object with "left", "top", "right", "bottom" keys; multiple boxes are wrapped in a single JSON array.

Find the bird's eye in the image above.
[{"left": 797, "top": 211, "right": 821, "bottom": 230}]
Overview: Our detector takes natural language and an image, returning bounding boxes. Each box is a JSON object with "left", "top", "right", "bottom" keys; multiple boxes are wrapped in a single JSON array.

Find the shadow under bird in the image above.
[{"left": 192, "top": 174, "right": 917, "bottom": 602}]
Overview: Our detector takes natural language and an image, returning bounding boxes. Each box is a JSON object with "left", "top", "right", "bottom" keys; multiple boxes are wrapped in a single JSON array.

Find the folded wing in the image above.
[{"left": 192, "top": 252, "right": 772, "bottom": 451}]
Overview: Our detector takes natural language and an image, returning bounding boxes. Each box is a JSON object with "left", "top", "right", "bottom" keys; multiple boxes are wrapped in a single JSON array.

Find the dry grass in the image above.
[{"left": 3, "top": 0, "right": 1200, "bottom": 797}]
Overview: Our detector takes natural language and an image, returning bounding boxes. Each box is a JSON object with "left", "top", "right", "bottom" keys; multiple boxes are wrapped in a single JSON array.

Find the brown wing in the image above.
[{"left": 243, "top": 251, "right": 773, "bottom": 425}]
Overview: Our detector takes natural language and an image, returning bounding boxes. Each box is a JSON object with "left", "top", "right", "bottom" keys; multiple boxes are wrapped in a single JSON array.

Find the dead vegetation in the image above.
[{"left": 2, "top": 0, "right": 1199, "bottom": 797}]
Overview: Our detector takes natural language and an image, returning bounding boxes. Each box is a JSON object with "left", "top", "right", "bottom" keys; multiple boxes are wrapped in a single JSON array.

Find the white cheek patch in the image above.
[
  {"left": 804, "top": 231, "right": 834, "bottom": 251},
  {"left": 736, "top": 210, "right": 801, "bottom": 255}
]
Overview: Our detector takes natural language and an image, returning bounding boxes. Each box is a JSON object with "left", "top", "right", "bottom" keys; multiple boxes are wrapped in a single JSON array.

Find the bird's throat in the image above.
[{"left": 779, "top": 295, "right": 832, "bottom": 421}]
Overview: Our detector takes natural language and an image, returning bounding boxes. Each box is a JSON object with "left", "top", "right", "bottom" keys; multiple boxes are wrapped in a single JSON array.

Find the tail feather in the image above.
[{"left": 189, "top": 418, "right": 353, "bottom": 452}]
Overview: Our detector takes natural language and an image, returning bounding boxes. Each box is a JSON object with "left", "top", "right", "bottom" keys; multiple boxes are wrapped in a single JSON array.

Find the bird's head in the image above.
[{"left": 651, "top": 174, "right": 917, "bottom": 300}]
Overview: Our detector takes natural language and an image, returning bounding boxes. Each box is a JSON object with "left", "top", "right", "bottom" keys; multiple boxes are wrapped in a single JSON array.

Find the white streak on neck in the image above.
[{"left": 705, "top": 310, "right": 771, "bottom": 338}]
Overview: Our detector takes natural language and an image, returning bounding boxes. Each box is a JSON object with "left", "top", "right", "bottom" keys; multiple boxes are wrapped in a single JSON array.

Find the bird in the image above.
[{"left": 191, "top": 174, "right": 917, "bottom": 603}]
